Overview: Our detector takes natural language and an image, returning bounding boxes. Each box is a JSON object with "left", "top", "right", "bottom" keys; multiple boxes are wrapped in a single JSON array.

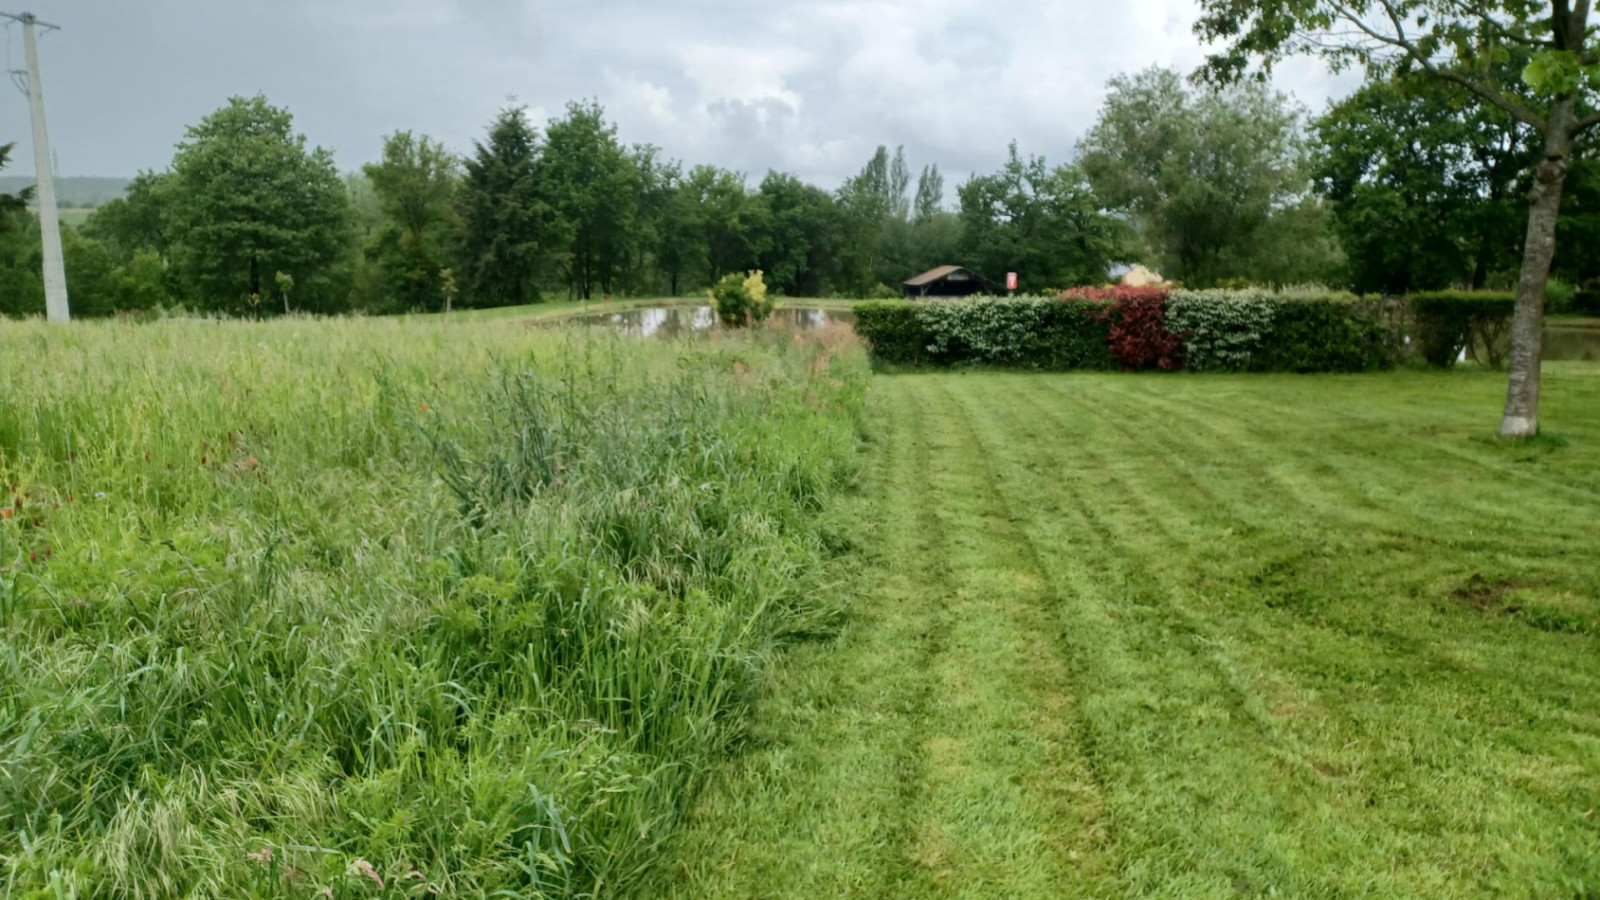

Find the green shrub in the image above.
[
  {"left": 854, "top": 301, "right": 931, "bottom": 365},
  {"left": 1547, "top": 278, "right": 1576, "bottom": 314},
  {"left": 1168, "top": 289, "right": 1276, "bottom": 371},
  {"left": 855, "top": 298, "right": 1112, "bottom": 369},
  {"left": 1254, "top": 297, "right": 1392, "bottom": 373},
  {"left": 709, "top": 270, "right": 774, "bottom": 326},
  {"left": 857, "top": 291, "right": 1391, "bottom": 373},
  {"left": 1408, "top": 291, "right": 1516, "bottom": 368}
]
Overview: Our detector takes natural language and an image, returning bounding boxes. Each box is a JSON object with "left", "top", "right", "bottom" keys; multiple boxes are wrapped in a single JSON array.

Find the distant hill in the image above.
[{"left": 0, "top": 175, "right": 132, "bottom": 208}]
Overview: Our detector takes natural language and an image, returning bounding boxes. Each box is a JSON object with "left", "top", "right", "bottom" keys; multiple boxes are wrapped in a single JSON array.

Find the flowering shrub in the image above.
[
  {"left": 1167, "top": 289, "right": 1276, "bottom": 371},
  {"left": 710, "top": 270, "right": 774, "bottom": 326}
]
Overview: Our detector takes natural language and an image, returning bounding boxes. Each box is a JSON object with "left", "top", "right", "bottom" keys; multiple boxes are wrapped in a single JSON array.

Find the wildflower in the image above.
[
  {"left": 0, "top": 508, "right": 10, "bottom": 519},
  {"left": 94, "top": 492, "right": 107, "bottom": 499},
  {"left": 419, "top": 403, "right": 431, "bottom": 412},
  {"left": 242, "top": 457, "right": 260, "bottom": 469}
]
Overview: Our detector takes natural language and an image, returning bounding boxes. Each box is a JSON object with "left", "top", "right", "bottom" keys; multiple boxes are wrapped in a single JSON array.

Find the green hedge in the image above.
[
  {"left": 1408, "top": 291, "right": 1516, "bottom": 368},
  {"left": 855, "top": 298, "right": 1113, "bottom": 370},
  {"left": 856, "top": 292, "right": 1389, "bottom": 373}
]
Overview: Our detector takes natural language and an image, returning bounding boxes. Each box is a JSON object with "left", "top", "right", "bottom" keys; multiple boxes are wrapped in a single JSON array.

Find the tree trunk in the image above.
[{"left": 1499, "top": 103, "right": 1574, "bottom": 437}]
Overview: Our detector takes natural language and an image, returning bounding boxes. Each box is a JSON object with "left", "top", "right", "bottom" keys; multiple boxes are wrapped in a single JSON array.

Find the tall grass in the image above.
[{"left": 0, "top": 317, "right": 866, "bottom": 897}]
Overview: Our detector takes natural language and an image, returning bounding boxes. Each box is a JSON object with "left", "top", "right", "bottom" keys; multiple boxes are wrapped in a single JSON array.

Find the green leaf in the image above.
[{"left": 1523, "top": 50, "right": 1583, "bottom": 96}]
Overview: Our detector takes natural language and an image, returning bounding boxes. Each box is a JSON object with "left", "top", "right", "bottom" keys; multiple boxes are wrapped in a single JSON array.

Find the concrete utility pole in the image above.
[{"left": 4, "top": 11, "right": 69, "bottom": 321}]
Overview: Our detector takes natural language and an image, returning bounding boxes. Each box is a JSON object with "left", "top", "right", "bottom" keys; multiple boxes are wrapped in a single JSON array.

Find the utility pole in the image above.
[{"left": 4, "top": 11, "right": 68, "bottom": 322}]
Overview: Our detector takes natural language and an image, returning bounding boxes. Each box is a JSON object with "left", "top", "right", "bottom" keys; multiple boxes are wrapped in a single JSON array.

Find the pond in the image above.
[
  {"left": 1545, "top": 322, "right": 1600, "bottom": 361},
  {"left": 558, "top": 305, "right": 855, "bottom": 338}
]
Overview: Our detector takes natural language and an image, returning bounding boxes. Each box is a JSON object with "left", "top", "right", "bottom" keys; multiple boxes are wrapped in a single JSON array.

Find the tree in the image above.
[
  {"left": 889, "top": 146, "right": 912, "bottom": 221},
  {"left": 1079, "top": 67, "right": 1317, "bottom": 286},
  {"left": 1194, "top": 0, "right": 1600, "bottom": 434},
  {"left": 686, "top": 165, "right": 762, "bottom": 283},
  {"left": 82, "top": 172, "right": 174, "bottom": 263},
  {"left": 1314, "top": 74, "right": 1533, "bottom": 293},
  {"left": 653, "top": 161, "right": 704, "bottom": 296},
  {"left": 0, "top": 143, "right": 30, "bottom": 226},
  {"left": 166, "top": 96, "right": 354, "bottom": 315},
  {"left": 459, "top": 106, "right": 561, "bottom": 306},
  {"left": 958, "top": 142, "right": 1133, "bottom": 291},
  {"left": 755, "top": 171, "right": 841, "bottom": 296},
  {"left": 914, "top": 164, "right": 946, "bottom": 222},
  {"left": 0, "top": 143, "right": 42, "bottom": 316},
  {"left": 363, "top": 132, "right": 461, "bottom": 312},
  {"left": 541, "top": 101, "right": 640, "bottom": 299}
]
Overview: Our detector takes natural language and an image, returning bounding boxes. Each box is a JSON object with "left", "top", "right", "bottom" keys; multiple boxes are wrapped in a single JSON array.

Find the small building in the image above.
[{"left": 902, "top": 265, "right": 994, "bottom": 299}]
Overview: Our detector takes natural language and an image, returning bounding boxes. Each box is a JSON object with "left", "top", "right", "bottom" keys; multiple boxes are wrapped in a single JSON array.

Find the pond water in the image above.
[
  {"left": 1545, "top": 323, "right": 1600, "bottom": 361},
  {"left": 560, "top": 305, "right": 855, "bottom": 338},
  {"left": 555, "top": 304, "right": 1600, "bottom": 361}
]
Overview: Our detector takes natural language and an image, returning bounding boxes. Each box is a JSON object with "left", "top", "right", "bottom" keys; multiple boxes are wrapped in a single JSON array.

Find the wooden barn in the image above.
[{"left": 901, "top": 265, "right": 994, "bottom": 299}]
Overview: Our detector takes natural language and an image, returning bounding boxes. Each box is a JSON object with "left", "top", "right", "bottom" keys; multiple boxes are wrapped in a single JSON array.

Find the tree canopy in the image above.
[
  {"left": 166, "top": 96, "right": 354, "bottom": 314},
  {"left": 1079, "top": 67, "right": 1336, "bottom": 286},
  {"left": 1194, "top": 0, "right": 1600, "bottom": 434}
]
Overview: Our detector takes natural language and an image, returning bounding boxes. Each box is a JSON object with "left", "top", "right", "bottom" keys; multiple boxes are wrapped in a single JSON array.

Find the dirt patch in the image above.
[{"left": 1451, "top": 573, "right": 1519, "bottom": 612}]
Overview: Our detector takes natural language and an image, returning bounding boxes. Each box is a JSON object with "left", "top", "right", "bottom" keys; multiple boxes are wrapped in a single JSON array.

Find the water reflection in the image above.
[
  {"left": 563, "top": 305, "right": 855, "bottom": 338},
  {"left": 1546, "top": 324, "right": 1600, "bottom": 361}
]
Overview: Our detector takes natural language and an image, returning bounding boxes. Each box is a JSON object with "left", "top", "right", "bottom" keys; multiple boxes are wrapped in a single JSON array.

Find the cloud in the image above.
[{"left": 1, "top": 0, "right": 1357, "bottom": 193}]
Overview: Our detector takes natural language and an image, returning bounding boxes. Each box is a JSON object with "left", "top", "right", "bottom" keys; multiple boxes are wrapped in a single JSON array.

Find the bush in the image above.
[
  {"left": 1074, "top": 288, "right": 1183, "bottom": 371},
  {"left": 1408, "top": 291, "right": 1516, "bottom": 369},
  {"left": 710, "top": 270, "right": 774, "bottom": 326},
  {"left": 1254, "top": 297, "right": 1391, "bottom": 372},
  {"left": 855, "top": 298, "right": 1111, "bottom": 369},
  {"left": 856, "top": 290, "right": 1392, "bottom": 373},
  {"left": 1547, "top": 278, "right": 1576, "bottom": 314},
  {"left": 1168, "top": 289, "right": 1276, "bottom": 371},
  {"left": 854, "top": 301, "right": 932, "bottom": 366}
]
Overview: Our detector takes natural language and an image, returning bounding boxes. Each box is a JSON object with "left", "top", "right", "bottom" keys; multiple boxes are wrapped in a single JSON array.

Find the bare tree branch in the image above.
[
  {"left": 1444, "top": 0, "right": 1553, "bottom": 46},
  {"left": 1575, "top": 110, "right": 1600, "bottom": 132}
]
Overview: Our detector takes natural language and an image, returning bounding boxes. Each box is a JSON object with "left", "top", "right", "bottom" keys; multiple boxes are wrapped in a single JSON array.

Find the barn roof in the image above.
[{"left": 902, "top": 265, "right": 968, "bottom": 287}]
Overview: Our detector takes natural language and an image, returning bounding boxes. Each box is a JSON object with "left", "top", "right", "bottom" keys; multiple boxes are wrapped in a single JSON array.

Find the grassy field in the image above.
[
  {"left": 666, "top": 365, "right": 1600, "bottom": 899},
  {"left": 0, "top": 319, "right": 866, "bottom": 897},
  {"left": 4, "top": 314, "right": 1598, "bottom": 898}
]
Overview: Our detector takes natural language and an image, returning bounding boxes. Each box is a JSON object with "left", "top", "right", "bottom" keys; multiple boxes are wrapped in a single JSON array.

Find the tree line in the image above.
[{"left": 0, "top": 60, "right": 1596, "bottom": 317}]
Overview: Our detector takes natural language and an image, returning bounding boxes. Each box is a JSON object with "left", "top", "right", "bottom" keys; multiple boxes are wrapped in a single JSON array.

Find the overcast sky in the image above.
[{"left": 1, "top": 0, "right": 1359, "bottom": 191}]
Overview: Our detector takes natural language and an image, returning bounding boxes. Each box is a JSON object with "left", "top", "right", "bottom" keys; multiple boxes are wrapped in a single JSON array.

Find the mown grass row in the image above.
[
  {"left": 668, "top": 366, "right": 1600, "bottom": 899},
  {"left": 0, "top": 319, "right": 865, "bottom": 897}
]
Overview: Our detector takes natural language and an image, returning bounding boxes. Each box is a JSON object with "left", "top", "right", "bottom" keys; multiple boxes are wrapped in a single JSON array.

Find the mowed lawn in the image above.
[{"left": 665, "top": 365, "right": 1600, "bottom": 899}]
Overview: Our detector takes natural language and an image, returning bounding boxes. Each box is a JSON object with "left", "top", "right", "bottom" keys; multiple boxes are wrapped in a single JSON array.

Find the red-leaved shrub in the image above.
[{"left": 1063, "top": 286, "right": 1184, "bottom": 371}]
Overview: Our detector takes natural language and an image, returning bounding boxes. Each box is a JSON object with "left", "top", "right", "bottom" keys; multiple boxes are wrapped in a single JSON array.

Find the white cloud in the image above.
[{"left": 0, "top": 0, "right": 1359, "bottom": 189}]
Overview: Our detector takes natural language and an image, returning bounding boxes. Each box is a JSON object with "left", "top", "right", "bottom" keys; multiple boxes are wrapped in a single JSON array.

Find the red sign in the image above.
[{"left": 1006, "top": 272, "right": 1018, "bottom": 291}]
